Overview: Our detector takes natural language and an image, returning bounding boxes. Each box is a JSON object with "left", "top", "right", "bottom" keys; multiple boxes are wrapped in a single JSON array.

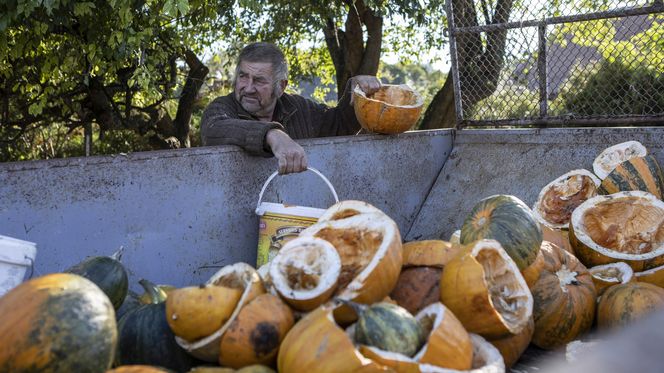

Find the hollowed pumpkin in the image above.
[
  {"left": 268, "top": 236, "right": 341, "bottom": 311},
  {"left": 569, "top": 191, "right": 664, "bottom": 271},
  {"left": 597, "top": 281, "right": 664, "bottom": 329},
  {"left": 439, "top": 239, "right": 533, "bottom": 339},
  {"left": 300, "top": 201, "right": 403, "bottom": 324},
  {"left": 358, "top": 302, "right": 473, "bottom": 372},
  {"left": 401, "top": 240, "right": 459, "bottom": 268},
  {"left": 593, "top": 140, "right": 647, "bottom": 180},
  {"left": 589, "top": 262, "right": 634, "bottom": 296},
  {"left": 107, "top": 366, "right": 173, "bottom": 373},
  {"left": 461, "top": 194, "right": 542, "bottom": 270},
  {"left": 176, "top": 263, "right": 266, "bottom": 362},
  {"left": 532, "top": 169, "right": 600, "bottom": 229},
  {"left": 218, "top": 294, "right": 294, "bottom": 369},
  {"left": 352, "top": 84, "right": 424, "bottom": 134},
  {"left": 635, "top": 263, "right": 664, "bottom": 288},
  {"left": 530, "top": 242, "right": 596, "bottom": 350},
  {"left": 276, "top": 306, "right": 386, "bottom": 373},
  {"left": 0, "top": 273, "right": 117, "bottom": 373}
]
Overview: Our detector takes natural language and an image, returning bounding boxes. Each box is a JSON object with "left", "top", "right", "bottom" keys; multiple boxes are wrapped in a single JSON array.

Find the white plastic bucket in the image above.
[
  {"left": 0, "top": 235, "right": 37, "bottom": 297},
  {"left": 255, "top": 167, "right": 339, "bottom": 267}
]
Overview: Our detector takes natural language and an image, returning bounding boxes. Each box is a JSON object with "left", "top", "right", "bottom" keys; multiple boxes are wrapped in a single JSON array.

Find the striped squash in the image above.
[
  {"left": 461, "top": 194, "right": 542, "bottom": 270},
  {"left": 598, "top": 155, "right": 664, "bottom": 200},
  {"left": 597, "top": 282, "right": 664, "bottom": 329}
]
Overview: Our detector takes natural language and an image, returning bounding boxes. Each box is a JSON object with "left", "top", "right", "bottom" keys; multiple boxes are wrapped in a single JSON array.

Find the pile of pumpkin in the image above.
[{"left": 1, "top": 140, "right": 663, "bottom": 373}]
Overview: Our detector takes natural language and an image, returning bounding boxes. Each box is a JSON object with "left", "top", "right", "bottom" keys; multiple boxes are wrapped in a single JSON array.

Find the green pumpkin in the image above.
[
  {"left": 598, "top": 155, "right": 664, "bottom": 200},
  {"left": 352, "top": 302, "right": 424, "bottom": 357},
  {"left": 460, "top": 194, "right": 542, "bottom": 270},
  {"left": 115, "top": 279, "right": 201, "bottom": 371},
  {"left": 65, "top": 248, "right": 129, "bottom": 310}
]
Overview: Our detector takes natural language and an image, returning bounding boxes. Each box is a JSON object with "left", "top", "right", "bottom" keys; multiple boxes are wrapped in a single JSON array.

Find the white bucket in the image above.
[
  {"left": 255, "top": 167, "right": 339, "bottom": 267},
  {"left": 0, "top": 235, "right": 37, "bottom": 297}
]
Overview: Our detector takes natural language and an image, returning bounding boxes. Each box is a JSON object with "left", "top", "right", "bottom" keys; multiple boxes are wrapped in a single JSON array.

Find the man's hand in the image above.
[
  {"left": 266, "top": 129, "right": 308, "bottom": 174},
  {"left": 351, "top": 75, "right": 382, "bottom": 103}
]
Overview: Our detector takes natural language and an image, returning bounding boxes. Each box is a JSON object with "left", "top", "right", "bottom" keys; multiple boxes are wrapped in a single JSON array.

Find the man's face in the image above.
[{"left": 234, "top": 61, "right": 281, "bottom": 119}]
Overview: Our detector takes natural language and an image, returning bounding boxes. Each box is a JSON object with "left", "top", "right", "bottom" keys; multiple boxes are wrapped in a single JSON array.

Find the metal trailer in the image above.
[{"left": 1, "top": 126, "right": 664, "bottom": 371}]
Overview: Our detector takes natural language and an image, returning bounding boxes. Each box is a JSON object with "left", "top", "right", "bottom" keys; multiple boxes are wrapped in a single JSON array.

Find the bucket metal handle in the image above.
[{"left": 256, "top": 167, "right": 339, "bottom": 214}]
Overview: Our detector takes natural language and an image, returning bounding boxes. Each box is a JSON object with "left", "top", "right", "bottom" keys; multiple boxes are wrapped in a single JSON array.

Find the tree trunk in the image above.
[
  {"left": 419, "top": 75, "right": 456, "bottom": 129},
  {"left": 421, "top": 0, "right": 514, "bottom": 129},
  {"left": 323, "top": 0, "right": 382, "bottom": 99},
  {"left": 173, "top": 50, "right": 209, "bottom": 148}
]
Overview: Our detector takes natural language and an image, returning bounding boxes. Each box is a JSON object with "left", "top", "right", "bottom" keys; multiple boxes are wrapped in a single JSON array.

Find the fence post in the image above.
[
  {"left": 445, "top": 0, "right": 465, "bottom": 128},
  {"left": 538, "top": 24, "right": 548, "bottom": 119}
]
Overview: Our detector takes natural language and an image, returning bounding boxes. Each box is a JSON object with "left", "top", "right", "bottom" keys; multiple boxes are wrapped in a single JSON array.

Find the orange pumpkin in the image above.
[
  {"left": 530, "top": 242, "right": 596, "bottom": 350},
  {"left": 218, "top": 294, "right": 294, "bottom": 368},
  {"left": 597, "top": 282, "right": 664, "bottom": 329},
  {"left": 352, "top": 84, "right": 423, "bottom": 134},
  {"left": 107, "top": 366, "right": 172, "bottom": 373},
  {"left": 488, "top": 317, "right": 534, "bottom": 368},
  {"left": 0, "top": 273, "right": 117, "bottom": 373}
]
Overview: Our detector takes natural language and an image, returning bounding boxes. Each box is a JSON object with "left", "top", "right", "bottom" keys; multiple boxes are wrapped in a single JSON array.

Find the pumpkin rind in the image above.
[
  {"left": 0, "top": 273, "right": 117, "bottom": 373},
  {"left": 65, "top": 253, "right": 129, "bottom": 310},
  {"left": 589, "top": 262, "right": 634, "bottom": 296},
  {"left": 593, "top": 140, "right": 648, "bottom": 180},
  {"left": 218, "top": 294, "right": 294, "bottom": 368},
  {"left": 597, "top": 282, "right": 664, "bottom": 329},
  {"left": 530, "top": 242, "right": 596, "bottom": 350},
  {"left": 439, "top": 239, "right": 533, "bottom": 339},
  {"left": 569, "top": 191, "right": 664, "bottom": 271},
  {"left": 532, "top": 169, "right": 600, "bottom": 229},
  {"left": 598, "top": 155, "right": 664, "bottom": 199},
  {"left": 402, "top": 240, "right": 459, "bottom": 268},
  {"left": 461, "top": 194, "right": 542, "bottom": 270}
]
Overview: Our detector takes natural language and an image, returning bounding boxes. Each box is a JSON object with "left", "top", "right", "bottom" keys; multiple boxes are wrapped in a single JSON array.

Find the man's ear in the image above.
[{"left": 277, "top": 79, "right": 288, "bottom": 96}]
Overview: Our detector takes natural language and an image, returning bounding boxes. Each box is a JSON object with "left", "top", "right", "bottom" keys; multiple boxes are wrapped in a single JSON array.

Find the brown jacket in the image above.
[{"left": 200, "top": 81, "right": 360, "bottom": 157}]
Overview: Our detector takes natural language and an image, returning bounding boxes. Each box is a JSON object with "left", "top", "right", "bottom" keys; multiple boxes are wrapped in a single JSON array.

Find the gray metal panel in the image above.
[
  {"left": 0, "top": 130, "right": 452, "bottom": 289},
  {"left": 407, "top": 127, "right": 664, "bottom": 241}
]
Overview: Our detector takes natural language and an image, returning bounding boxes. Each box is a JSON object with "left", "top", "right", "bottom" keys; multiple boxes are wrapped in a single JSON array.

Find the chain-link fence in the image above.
[{"left": 446, "top": 0, "right": 664, "bottom": 127}]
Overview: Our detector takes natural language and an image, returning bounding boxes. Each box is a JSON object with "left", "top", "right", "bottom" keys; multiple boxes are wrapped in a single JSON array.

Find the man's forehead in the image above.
[{"left": 239, "top": 61, "right": 273, "bottom": 77}]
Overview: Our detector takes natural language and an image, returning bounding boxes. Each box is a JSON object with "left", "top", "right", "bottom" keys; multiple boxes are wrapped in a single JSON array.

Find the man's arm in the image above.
[{"left": 201, "top": 96, "right": 283, "bottom": 157}]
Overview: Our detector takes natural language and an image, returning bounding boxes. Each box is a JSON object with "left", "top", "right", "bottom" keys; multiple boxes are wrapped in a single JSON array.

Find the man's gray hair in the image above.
[{"left": 234, "top": 42, "right": 288, "bottom": 90}]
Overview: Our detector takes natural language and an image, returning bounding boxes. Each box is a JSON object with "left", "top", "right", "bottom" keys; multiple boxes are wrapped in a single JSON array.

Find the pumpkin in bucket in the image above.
[{"left": 352, "top": 84, "right": 423, "bottom": 134}]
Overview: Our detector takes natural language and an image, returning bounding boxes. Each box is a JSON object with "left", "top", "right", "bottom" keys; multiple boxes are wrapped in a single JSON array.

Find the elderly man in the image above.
[{"left": 201, "top": 42, "right": 381, "bottom": 174}]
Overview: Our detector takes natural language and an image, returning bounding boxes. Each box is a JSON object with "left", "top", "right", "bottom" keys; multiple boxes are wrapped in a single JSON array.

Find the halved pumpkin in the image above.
[
  {"left": 569, "top": 191, "right": 664, "bottom": 271},
  {"left": 461, "top": 194, "right": 542, "bottom": 270},
  {"left": 352, "top": 84, "right": 424, "bottom": 134},
  {"left": 440, "top": 239, "right": 533, "bottom": 339},
  {"left": 597, "top": 281, "right": 664, "bottom": 329},
  {"left": 218, "top": 293, "right": 295, "bottom": 368},
  {"left": 598, "top": 155, "right": 664, "bottom": 199},
  {"left": 268, "top": 236, "right": 341, "bottom": 311},
  {"left": 176, "top": 263, "right": 266, "bottom": 362},
  {"left": 316, "top": 199, "right": 386, "bottom": 222},
  {"left": 418, "top": 334, "right": 505, "bottom": 373},
  {"left": 300, "top": 203, "right": 402, "bottom": 324},
  {"left": 276, "top": 305, "right": 387, "bottom": 373},
  {"left": 357, "top": 302, "right": 473, "bottom": 372},
  {"left": 589, "top": 262, "right": 634, "bottom": 297},
  {"left": 166, "top": 284, "right": 243, "bottom": 342},
  {"left": 593, "top": 140, "right": 647, "bottom": 180},
  {"left": 532, "top": 169, "right": 600, "bottom": 229}
]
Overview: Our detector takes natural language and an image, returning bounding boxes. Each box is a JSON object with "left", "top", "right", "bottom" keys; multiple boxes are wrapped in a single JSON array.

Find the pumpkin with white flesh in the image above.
[
  {"left": 299, "top": 201, "right": 403, "bottom": 324},
  {"left": 176, "top": 263, "right": 266, "bottom": 362},
  {"left": 530, "top": 242, "right": 596, "bottom": 350},
  {"left": 593, "top": 140, "right": 647, "bottom": 180},
  {"left": 440, "top": 239, "right": 533, "bottom": 339},
  {"left": 589, "top": 262, "right": 634, "bottom": 296},
  {"left": 268, "top": 236, "right": 341, "bottom": 312},
  {"left": 461, "top": 194, "right": 542, "bottom": 271},
  {"left": 569, "top": 191, "right": 664, "bottom": 272},
  {"left": 532, "top": 169, "right": 600, "bottom": 229}
]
